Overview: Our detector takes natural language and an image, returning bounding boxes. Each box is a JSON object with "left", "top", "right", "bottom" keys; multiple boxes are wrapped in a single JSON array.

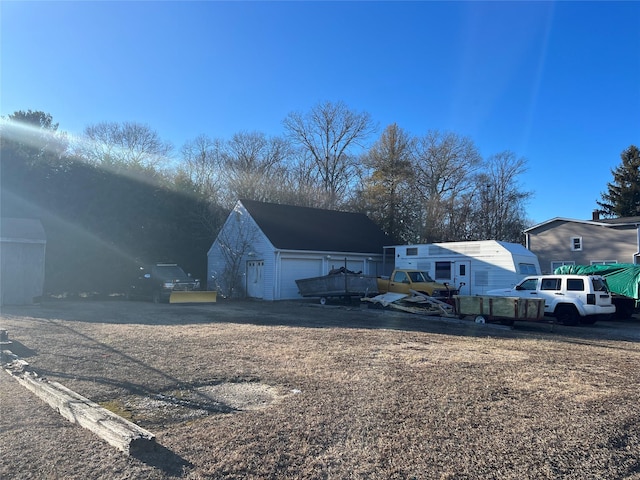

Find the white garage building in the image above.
[{"left": 207, "top": 199, "right": 392, "bottom": 300}]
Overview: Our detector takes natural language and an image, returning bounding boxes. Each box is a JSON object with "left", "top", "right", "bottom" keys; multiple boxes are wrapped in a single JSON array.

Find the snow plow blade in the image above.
[{"left": 169, "top": 291, "right": 217, "bottom": 304}]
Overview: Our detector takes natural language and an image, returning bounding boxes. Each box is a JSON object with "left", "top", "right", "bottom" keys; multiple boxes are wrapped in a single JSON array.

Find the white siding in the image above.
[
  {"left": 208, "top": 201, "right": 387, "bottom": 301},
  {"left": 392, "top": 241, "right": 541, "bottom": 295},
  {"left": 207, "top": 203, "right": 275, "bottom": 298}
]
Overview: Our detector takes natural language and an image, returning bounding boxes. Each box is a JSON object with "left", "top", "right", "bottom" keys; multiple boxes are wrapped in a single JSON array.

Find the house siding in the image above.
[{"left": 527, "top": 220, "right": 638, "bottom": 273}]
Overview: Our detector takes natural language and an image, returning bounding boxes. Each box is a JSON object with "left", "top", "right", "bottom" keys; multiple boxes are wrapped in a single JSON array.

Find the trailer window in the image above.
[
  {"left": 519, "top": 263, "right": 538, "bottom": 274},
  {"left": 406, "top": 247, "right": 418, "bottom": 256},
  {"left": 435, "top": 262, "right": 451, "bottom": 280},
  {"left": 475, "top": 270, "right": 489, "bottom": 286}
]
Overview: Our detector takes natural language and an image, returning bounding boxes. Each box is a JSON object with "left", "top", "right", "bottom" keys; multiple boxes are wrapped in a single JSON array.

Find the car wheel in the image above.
[{"left": 555, "top": 305, "right": 579, "bottom": 326}]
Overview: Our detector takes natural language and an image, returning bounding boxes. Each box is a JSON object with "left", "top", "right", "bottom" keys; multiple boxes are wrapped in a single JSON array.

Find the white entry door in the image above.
[
  {"left": 454, "top": 261, "right": 471, "bottom": 295},
  {"left": 246, "top": 260, "right": 264, "bottom": 298}
]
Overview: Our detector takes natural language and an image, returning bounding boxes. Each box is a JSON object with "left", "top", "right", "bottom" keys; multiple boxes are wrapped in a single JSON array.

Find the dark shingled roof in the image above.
[{"left": 240, "top": 199, "right": 392, "bottom": 254}]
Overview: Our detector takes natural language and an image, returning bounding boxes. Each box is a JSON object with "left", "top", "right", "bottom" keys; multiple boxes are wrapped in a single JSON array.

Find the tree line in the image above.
[{"left": 1, "top": 103, "right": 539, "bottom": 295}]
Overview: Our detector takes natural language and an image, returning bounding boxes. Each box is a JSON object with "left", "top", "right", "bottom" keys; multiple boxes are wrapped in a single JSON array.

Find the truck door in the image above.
[{"left": 455, "top": 261, "right": 471, "bottom": 295}]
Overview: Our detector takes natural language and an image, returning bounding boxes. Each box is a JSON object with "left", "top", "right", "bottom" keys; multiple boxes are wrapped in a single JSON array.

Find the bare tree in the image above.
[
  {"left": 274, "top": 152, "right": 334, "bottom": 207},
  {"left": 412, "top": 130, "right": 482, "bottom": 242},
  {"left": 221, "top": 131, "right": 293, "bottom": 206},
  {"left": 177, "top": 134, "right": 225, "bottom": 202},
  {"left": 75, "top": 121, "right": 173, "bottom": 172},
  {"left": 283, "top": 101, "right": 376, "bottom": 208},
  {"left": 471, "top": 151, "right": 532, "bottom": 243}
]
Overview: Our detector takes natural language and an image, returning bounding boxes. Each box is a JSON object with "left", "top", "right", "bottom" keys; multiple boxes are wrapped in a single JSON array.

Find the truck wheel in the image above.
[{"left": 555, "top": 305, "right": 579, "bottom": 326}]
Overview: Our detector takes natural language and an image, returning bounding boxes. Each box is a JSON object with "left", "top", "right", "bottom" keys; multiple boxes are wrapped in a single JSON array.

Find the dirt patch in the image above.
[
  {"left": 113, "top": 381, "right": 285, "bottom": 427},
  {"left": 3, "top": 299, "right": 640, "bottom": 479}
]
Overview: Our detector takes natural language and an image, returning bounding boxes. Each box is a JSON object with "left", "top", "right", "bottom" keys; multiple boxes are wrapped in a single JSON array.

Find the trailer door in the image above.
[{"left": 455, "top": 261, "right": 471, "bottom": 295}]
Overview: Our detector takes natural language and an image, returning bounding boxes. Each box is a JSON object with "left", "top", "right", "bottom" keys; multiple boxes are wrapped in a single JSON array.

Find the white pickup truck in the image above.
[{"left": 487, "top": 274, "right": 616, "bottom": 325}]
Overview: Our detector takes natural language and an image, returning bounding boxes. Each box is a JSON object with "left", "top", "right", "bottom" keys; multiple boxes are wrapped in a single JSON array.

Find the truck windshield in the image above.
[{"left": 408, "top": 271, "right": 434, "bottom": 282}]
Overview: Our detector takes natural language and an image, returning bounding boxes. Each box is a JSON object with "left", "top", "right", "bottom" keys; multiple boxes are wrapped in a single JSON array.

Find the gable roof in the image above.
[
  {"left": 524, "top": 216, "right": 640, "bottom": 233},
  {"left": 240, "top": 199, "right": 393, "bottom": 254}
]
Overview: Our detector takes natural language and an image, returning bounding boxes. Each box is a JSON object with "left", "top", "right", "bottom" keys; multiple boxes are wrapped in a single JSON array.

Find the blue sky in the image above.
[{"left": 2, "top": 1, "right": 639, "bottom": 225}]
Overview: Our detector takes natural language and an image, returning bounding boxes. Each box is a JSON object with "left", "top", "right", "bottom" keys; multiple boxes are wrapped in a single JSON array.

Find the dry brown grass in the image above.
[{"left": 2, "top": 299, "right": 640, "bottom": 479}]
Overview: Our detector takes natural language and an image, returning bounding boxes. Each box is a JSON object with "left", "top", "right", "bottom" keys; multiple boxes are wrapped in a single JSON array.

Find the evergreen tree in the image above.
[{"left": 597, "top": 145, "right": 640, "bottom": 217}]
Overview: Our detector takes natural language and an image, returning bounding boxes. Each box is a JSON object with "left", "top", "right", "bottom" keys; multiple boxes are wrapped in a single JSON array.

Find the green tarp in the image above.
[{"left": 554, "top": 264, "right": 640, "bottom": 300}]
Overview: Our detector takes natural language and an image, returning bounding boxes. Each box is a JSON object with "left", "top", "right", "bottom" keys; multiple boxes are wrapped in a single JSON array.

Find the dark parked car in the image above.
[{"left": 128, "top": 263, "right": 200, "bottom": 303}]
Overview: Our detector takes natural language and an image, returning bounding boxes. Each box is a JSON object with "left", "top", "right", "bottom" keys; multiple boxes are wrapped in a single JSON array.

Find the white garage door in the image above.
[{"left": 280, "top": 258, "right": 323, "bottom": 299}]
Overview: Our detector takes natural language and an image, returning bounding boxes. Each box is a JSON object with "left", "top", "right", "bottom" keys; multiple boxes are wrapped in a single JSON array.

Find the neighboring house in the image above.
[
  {"left": 524, "top": 211, "right": 640, "bottom": 274},
  {"left": 1, "top": 217, "right": 47, "bottom": 305},
  {"left": 207, "top": 199, "right": 393, "bottom": 300}
]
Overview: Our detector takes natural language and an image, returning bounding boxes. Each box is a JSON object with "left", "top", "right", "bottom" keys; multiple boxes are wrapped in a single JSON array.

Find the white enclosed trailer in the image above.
[{"left": 386, "top": 240, "right": 541, "bottom": 296}]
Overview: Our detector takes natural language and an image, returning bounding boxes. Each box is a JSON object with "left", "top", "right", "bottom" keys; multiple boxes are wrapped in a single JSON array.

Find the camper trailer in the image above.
[{"left": 386, "top": 240, "right": 541, "bottom": 296}]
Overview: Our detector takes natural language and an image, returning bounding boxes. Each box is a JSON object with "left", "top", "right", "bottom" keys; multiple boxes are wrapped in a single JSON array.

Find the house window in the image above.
[
  {"left": 591, "top": 260, "right": 617, "bottom": 265},
  {"left": 406, "top": 247, "right": 418, "bottom": 256},
  {"left": 571, "top": 237, "right": 582, "bottom": 251},
  {"left": 551, "top": 261, "right": 574, "bottom": 272}
]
